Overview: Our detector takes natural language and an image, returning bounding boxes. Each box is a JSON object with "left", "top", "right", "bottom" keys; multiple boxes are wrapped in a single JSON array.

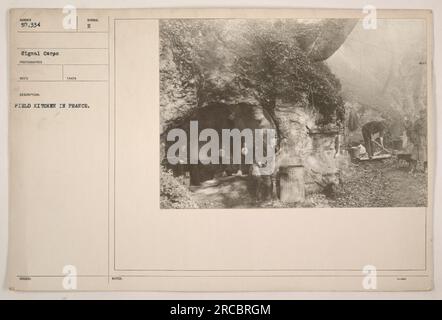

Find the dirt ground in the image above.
[
  {"left": 190, "top": 158, "right": 428, "bottom": 208},
  {"left": 330, "top": 158, "right": 428, "bottom": 208}
]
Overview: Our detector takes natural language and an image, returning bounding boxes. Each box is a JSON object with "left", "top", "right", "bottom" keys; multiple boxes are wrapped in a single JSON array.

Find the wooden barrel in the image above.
[
  {"left": 279, "top": 165, "right": 305, "bottom": 203},
  {"left": 349, "top": 147, "right": 360, "bottom": 160}
]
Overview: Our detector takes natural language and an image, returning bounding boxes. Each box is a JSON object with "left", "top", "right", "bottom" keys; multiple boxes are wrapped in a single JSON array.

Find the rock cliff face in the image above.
[
  {"left": 274, "top": 101, "right": 342, "bottom": 194},
  {"left": 160, "top": 19, "right": 356, "bottom": 130},
  {"left": 296, "top": 19, "right": 358, "bottom": 62},
  {"left": 160, "top": 19, "right": 356, "bottom": 192}
]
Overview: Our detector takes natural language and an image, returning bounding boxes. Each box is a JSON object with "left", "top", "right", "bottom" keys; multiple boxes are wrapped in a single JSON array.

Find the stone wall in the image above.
[{"left": 273, "top": 101, "right": 342, "bottom": 195}]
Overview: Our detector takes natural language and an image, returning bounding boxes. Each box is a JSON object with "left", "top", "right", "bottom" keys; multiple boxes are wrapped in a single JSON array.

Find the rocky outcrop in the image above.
[{"left": 160, "top": 19, "right": 356, "bottom": 195}]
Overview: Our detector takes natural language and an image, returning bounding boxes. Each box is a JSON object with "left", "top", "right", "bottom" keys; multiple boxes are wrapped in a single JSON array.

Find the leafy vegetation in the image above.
[{"left": 160, "top": 19, "right": 346, "bottom": 132}]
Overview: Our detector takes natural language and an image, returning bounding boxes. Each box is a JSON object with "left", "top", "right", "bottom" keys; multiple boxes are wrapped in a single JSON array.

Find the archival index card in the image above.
[{"left": 8, "top": 8, "right": 434, "bottom": 291}]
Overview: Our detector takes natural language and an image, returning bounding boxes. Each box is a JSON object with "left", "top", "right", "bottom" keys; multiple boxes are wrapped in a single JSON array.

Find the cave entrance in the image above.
[{"left": 164, "top": 103, "right": 279, "bottom": 186}]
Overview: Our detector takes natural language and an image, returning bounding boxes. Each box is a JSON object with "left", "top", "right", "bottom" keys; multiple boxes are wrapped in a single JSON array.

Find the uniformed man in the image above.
[{"left": 361, "top": 120, "right": 388, "bottom": 158}]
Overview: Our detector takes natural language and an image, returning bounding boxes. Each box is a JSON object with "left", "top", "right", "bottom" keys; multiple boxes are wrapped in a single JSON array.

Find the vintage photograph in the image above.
[{"left": 159, "top": 18, "right": 428, "bottom": 209}]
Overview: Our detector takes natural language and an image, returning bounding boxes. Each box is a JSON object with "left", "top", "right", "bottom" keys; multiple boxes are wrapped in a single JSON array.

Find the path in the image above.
[{"left": 190, "top": 158, "right": 427, "bottom": 208}]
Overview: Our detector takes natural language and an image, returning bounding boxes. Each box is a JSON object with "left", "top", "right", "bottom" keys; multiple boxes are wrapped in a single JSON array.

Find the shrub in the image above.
[{"left": 160, "top": 167, "right": 199, "bottom": 209}]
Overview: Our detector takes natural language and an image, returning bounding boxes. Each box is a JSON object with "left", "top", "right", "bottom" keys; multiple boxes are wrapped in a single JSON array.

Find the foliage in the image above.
[
  {"left": 348, "top": 109, "right": 360, "bottom": 131},
  {"left": 234, "top": 21, "right": 344, "bottom": 121},
  {"left": 160, "top": 167, "right": 199, "bottom": 209},
  {"left": 160, "top": 19, "right": 346, "bottom": 129}
]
